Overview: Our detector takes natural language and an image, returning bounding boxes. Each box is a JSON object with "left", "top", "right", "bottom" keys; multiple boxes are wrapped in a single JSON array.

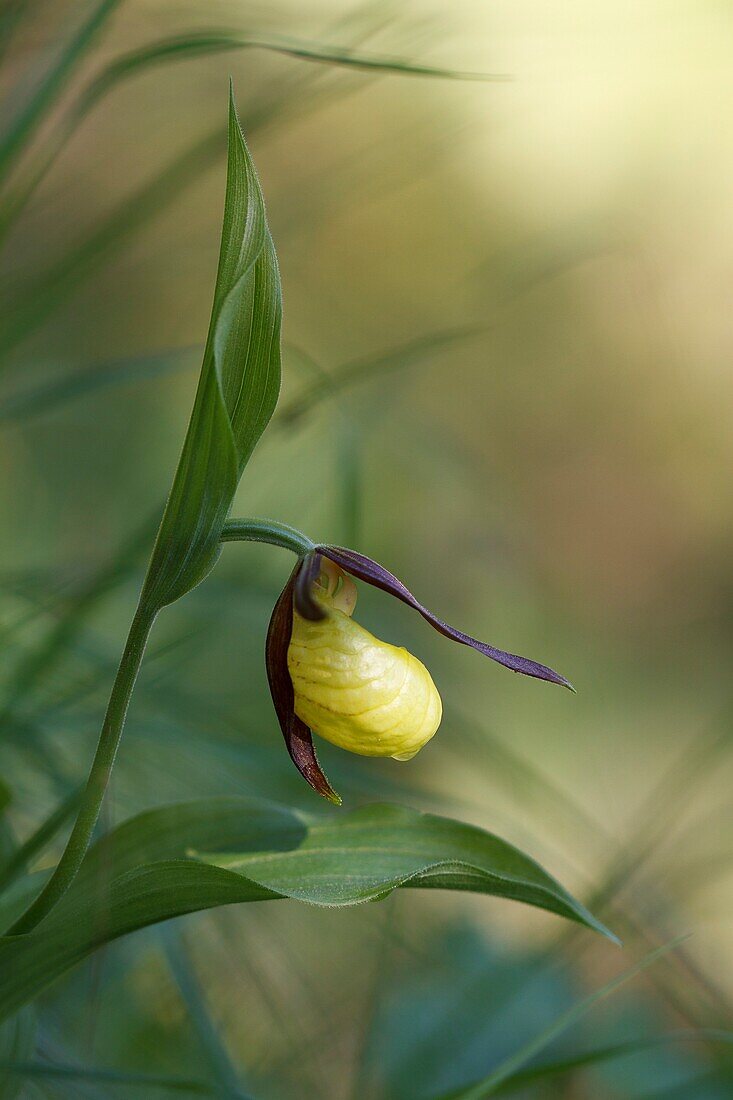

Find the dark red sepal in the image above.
[
  {"left": 318, "top": 545, "right": 573, "bottom": 690},
  {"left": 265, "top": 562, "right": 341, "bottom": 804},
  {"left": 294, "top": 550, "right": 326, "bottom": 621}
]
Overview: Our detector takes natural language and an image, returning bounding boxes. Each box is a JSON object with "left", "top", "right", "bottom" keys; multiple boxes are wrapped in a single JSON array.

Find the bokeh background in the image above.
[{"left": 2, "top": 1, "right": 733, "bottom": 1096}]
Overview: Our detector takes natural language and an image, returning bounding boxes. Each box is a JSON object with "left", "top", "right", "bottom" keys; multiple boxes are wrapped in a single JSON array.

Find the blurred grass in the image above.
[{"left": 2, "top": 0, "right": 733, "bottom": 1096}]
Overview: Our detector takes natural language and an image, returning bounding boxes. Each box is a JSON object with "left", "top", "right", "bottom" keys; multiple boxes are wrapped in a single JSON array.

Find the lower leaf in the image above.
[{"left": 0, "top": 798, "right": 615, "bottom": 1024}]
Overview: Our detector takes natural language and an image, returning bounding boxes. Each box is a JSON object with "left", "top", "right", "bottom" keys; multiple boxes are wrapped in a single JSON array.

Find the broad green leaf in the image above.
[
  {"left": 0, "top": 799, "right": 614, "bottom": 1023},
  {"left": 139, "top": 89, "right": 281, "bottom": 611}
]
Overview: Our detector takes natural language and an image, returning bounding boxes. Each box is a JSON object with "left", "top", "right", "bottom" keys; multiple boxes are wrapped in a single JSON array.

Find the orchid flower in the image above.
[{"left": 264, "top": 541, "right": 572, "bottom": 805}]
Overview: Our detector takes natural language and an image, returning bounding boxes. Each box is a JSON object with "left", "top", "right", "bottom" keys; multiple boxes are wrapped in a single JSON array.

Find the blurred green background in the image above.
[{"left": 2, "top": 0, "right": 733, "bottom": 1096}]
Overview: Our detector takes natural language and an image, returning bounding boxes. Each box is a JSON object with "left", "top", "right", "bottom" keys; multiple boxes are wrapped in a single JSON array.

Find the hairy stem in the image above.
[{"left": 220, "top": 516, "right": 313, "bottom": 556}]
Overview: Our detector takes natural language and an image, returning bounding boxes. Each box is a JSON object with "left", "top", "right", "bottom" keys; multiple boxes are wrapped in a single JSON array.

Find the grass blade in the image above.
[
  {"left": 0, "top": 125, "right": 225, "bottom": 361},
  {"left": 0, "top": 0, "right": 122, "bottom": 185},
  {"left": 0, "top": 1007, "right": 35, "bottom": 1100},
  {"left": 0, "top": 508, "right": 158, "bottom": 721},
  {"left": 486, "top": 1029, "right": 733, "bottom": 1095},
  {"left": 0, "top": 24, "right": 504, "bottom": 241},
  {"left": 444, "top": 938, "right": 689, "bottom": 1099},
  {"left": 163, "top": 930, "right": 245, "bottom": 1098},
  {"left": 0, "top": 0, "right": 29, "bottom": 68},
  {"left": 80, "top": 31, "right": 507, "bottom": 113},
  {"left": 0, "top": 345, "right": 198, "bottom": 424},
  {"left": 0, "top": 1059, "right": 251, "bottom": 1096},
  {"left": 0, "top": 788, "right": 81, "bottom": 896},
  {"left": 279, "top": 325, "right": 487, "bottom": 425}
]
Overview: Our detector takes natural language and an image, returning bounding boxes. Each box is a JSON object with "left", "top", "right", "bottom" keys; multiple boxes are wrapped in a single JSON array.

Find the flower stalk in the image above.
[{"left": 220, "top": 517, "right": 314, "bottom": 557}]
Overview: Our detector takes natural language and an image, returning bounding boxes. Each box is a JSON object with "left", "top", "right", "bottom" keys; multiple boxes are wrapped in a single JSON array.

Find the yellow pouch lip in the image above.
[{"left": 288, "top": 604, "right": 442, "bottom": 760}]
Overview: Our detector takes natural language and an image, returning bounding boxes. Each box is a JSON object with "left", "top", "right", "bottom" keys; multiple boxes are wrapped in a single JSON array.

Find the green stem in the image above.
[
  {"left": 220, "top": 516, "right": 314, "bottom": 556},
  {"left": 7, "top": 517, "right": 312, "bottom": 935},
  {"left": 7, "top": 603, "right": 156, "bottom": 935}
]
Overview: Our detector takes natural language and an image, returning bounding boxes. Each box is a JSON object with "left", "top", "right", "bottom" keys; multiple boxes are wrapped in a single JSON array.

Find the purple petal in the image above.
[
  {"left": 294, "top": 550, "right": 326, "bottom": 621},
  {"left": 265, "top": 563, "right": 341, "bottom": 804},
  {"left": 319, "top": 545, "right": 573, "bottom": 690}
]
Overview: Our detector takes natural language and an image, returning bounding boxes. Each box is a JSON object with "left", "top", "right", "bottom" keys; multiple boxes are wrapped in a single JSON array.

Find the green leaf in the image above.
[
  {"left": 140, "top": 88, "right": 281, "bottom": 611},
  {"left": 0, "top": 799, "right": 614, "bottom": 1023}
]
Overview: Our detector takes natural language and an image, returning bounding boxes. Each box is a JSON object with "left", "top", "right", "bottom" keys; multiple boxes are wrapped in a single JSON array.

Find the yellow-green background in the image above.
[{"left": 2, "top": 2, "right": 732, "bottom": 1096}]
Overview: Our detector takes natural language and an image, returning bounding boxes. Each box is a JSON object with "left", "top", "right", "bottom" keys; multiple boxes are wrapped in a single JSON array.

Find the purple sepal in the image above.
[
  {"left": 294, "top": 550, "right": 325, "bottom": 621},
  {"left": 265, "top": 562, "right": 341, "bottom": 804},
  {"left": 319, "top": 545, "right": 573, "bottom": 690}
]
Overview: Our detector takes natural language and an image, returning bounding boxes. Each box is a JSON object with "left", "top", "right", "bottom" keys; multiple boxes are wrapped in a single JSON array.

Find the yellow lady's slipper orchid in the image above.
[
  {"left": 266, "top": 544, "right": 571, "bottom": 804},
  {"left": 287, "top": 560, "right": 442, "bottom": 760}
]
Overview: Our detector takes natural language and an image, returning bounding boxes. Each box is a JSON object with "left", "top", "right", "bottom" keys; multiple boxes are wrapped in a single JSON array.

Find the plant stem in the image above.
[
  {"left": 7, "top": 603, "right": 157, "bottom": 935},
  {"left": 220, "top": 517, "right": 313, "bottom": 556},
  {"left": 6, "top": 517, "right": 312, "bottom": 935}
]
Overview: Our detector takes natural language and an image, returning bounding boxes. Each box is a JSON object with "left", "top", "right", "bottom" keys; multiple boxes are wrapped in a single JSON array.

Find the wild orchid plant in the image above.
[{"left": 3, "top": 91, "right": 612, "bottom": 979}]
